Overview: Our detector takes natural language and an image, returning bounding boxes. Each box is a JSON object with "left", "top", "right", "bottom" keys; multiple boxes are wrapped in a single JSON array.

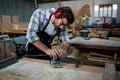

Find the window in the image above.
[
  {"left": 112, "top": 4, "right": 117, "bottom": 17},
  {"left": 94, "top": 5, "right": 99, "bottom": 17},
  {"left": 94, "top": 4, "right": 118, "bottom": 18}
]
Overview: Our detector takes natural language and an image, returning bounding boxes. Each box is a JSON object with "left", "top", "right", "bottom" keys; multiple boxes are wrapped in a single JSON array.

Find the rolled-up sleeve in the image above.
[{"left": 27, "top": 9, "right": 43, "bottom": 43}]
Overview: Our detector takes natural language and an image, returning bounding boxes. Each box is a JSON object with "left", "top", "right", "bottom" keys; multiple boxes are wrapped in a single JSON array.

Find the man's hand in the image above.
[
  {"left": 45, "top": 49, "right": 59, "bottom": 59},
  {"left": 56, "top": 42, "right": 70, "bottom": 58},
  {"left": 45, "top": 48, "right": 67, "bottom": 59},
  {"left": 33, "top": 41, "right": 60, "bottom": 59},
  {"left": 57, "top": 49, "right": 67, "bottom": 58}
]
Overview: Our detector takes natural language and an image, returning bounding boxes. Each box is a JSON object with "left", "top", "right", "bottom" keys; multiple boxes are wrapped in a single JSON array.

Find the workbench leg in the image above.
[
  {"left": 114, "top": 52, "right": 117, "bottom": 64},
  {"left": 75, "top": 60, "right": 80, "bottom": 68}
]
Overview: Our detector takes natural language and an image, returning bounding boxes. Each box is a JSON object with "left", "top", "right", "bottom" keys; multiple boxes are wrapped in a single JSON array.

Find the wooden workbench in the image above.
[
  {"left": 70, "top": 37, "right": 120, "bottom": 64},
  {"left": 0, "top": 58, "right": 104, "bottom": 80}
]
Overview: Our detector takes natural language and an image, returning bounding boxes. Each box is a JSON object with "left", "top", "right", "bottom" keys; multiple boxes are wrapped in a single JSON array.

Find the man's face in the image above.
[{"left": 54, "top": 18, "right": 68, "bottom": 29}]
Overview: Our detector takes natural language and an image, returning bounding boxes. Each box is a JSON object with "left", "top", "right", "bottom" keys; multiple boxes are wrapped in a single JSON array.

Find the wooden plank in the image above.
[
  {"left": 90, "top": 52, "right": 114, "bottom": 59},
  {"left": 103, "top": 63, "right": 117, "bottom": 80},
  {"left": 19, "top": 58, "right": 104, "bottom": 74}
]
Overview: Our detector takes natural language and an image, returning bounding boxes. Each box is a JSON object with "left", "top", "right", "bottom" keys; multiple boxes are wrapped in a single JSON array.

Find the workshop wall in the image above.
[
  {"left": 39, "top": 0, "right": 120, "bottom": 24},
  {"left": 39, "top": 0, "right": 93, "bottom": 24},
  {"left": 0, "top": 0, "right": 35, "bottom": 22}
]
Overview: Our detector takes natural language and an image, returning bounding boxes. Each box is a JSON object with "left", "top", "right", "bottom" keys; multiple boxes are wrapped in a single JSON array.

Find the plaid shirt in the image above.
[{"left": 26, "top": 8, "right": 70, "bottom": 43}]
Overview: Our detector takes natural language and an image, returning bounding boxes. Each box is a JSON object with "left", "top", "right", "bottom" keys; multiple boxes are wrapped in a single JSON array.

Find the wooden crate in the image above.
[
  {"left": 1, "top": 15, "right": 11, "bottom": 23},
  {"left": 12, "top": 16, "right": 19, "bottom": 24}
]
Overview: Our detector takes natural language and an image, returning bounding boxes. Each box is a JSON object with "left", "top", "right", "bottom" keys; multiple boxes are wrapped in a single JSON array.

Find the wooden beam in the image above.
[
  {"left": 103, "top": 63, "right": 117, "bottom": 80},
  {"left": 89, "top": 52, "right": 120, "bottom": 60},
  {"left": 58, "top": 0, "right": 61, "bottom": 7},
  {"left": 34, "top": 0, "right": 38, "bottom": 9},
  {"left": 36, "top": 0, "right": 73, "bottom": 3}
]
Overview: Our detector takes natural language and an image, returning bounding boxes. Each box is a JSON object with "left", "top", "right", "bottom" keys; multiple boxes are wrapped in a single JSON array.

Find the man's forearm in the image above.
[
  {"left": 61, "top": 42, "right": 70, "bottom": 51},
  {"left": 32, "top": 40, "right": 49, "bottom": 53}
]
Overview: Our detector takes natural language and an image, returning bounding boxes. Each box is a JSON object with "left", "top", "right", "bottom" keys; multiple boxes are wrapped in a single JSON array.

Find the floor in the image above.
[{"left": 0, "top": 58, "right": 104, "bottom": 80}]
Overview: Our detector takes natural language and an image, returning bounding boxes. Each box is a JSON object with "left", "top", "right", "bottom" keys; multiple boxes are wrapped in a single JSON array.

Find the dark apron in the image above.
[
  {"left": 27, "top": 18, "right": 60, "bottom": 59},
  {"left": 28, "top": 30, "right": 57, "bottom": 56}
]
